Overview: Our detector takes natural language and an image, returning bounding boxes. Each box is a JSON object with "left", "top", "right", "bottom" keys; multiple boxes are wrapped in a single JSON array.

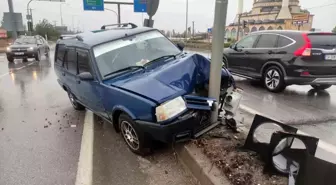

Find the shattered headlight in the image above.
[{"left": 156, "top": 96, "right": 187, "bottom": 122}]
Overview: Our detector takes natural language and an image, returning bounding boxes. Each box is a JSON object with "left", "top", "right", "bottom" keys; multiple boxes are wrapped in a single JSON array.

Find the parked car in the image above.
[
  {"left": 54, "top": 23, "right": 236, "bottom": 155},
  {"left": 6, "top": 35, "right": 50, "bottom": 62},
  {"left": 223, "top": 30, "right": 336, "bottom": 92}
]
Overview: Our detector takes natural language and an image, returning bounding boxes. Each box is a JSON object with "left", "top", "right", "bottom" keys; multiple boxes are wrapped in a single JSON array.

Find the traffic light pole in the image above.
[
  {"left": 104, "top": 1, "right": 134, "bottom": 24},
  {"left": 209, "top": 0, "right": 228, "bottom": 123},
  {"left": 7, "top": 0, "right": 18, "bottom": 39},
  {"left": 236, "top": 13, "right": 241, "bottom": 41}
]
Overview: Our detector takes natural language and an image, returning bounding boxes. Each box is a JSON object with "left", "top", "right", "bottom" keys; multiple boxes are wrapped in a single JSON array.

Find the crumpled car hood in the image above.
[{"left": 106, "top": 53, "right": 233, "bottom": 104}]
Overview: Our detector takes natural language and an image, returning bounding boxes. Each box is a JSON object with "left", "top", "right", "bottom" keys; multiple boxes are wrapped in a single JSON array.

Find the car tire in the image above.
[
  {"left": 68, "top": 91, "right": 85, "bottom": 110},
  {"left": 7, "top": 57, "right": 14, "bottom": 63},
  {"left": 222, "top": 55, "right": 229, "bottom": 68},
  {"left": 311, "top": 84, "right": 332, "bottom": 91},
  {"left": 119, "top": 113, "right": 152, "bottom": 156},
  {"left": 263, "top": 66, "right": 286, "bottom": 93},
  {"left": 35, "top": 50, "right": 41, "bottom": 61}
]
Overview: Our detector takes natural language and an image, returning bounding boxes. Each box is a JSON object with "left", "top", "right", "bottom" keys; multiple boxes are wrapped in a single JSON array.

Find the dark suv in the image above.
[{"left": 223, "top": 30, "right": 336, "bottom": 92}]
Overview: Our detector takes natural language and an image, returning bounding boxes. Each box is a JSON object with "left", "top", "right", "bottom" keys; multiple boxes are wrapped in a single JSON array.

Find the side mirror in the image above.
[
  {"left": 176, "top": 42, "right": 185, "bottom": 51},
  {"left": 78, "top": 72, "right": 94, "bottom": 81}
]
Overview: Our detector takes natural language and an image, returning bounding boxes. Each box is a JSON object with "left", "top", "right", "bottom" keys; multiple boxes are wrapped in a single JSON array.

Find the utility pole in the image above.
[
  {"left": 7, "top": 0, "right": 18, "bottom": 39},
  {"left": 208, "top": 0, "right": 228, "bottom": 123},
  {"left": 192, "top": 21, "right": 195, "bottom": 38},
  {"left": 104, "top": 2, "right": 134, "bottom": 25},
  {"left": 185, "top": 0, "right": 188, "bottom": 38},
  {"left": 236, "top": 13, "right": 241, "bottom": 41},
  {"left": 60, "top": 3, "right": 64, "bottom": 26}
]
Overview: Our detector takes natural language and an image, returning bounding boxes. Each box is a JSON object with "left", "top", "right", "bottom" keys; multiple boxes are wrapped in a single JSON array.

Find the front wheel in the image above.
[
  {"left": 311, "top": 84, "right": 332, "bottom": 91},
  {"left": 263, "top": 66, "right": 286, "bottom": 93},
  {"left": 7, "top": 57, "right": 14, "bottom": 63},
  {"left": 119, "top": 114, "right": 152, "bottom": 156},
  {"left": 68, "top": 91, "right": 85, "bottom": 110},
  {"left": 35, "top": 50, "right": 41, "bottom": 61}
]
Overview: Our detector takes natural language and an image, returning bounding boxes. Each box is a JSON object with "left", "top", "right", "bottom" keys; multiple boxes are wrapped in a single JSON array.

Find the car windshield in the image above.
[
  {"left": 14, "top": 37, "right": 37, "bottom": 44},
  {"left": 93, "top": 30, "right": 181, "bottom": 78}
]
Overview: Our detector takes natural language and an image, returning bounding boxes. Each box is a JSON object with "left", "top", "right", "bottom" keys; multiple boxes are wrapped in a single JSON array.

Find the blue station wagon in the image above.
[{"left": 54, "top": 23, "right": 235, "bottom": 155}]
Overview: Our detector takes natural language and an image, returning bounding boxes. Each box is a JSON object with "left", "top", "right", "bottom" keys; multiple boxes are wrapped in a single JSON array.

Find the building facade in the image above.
[{"left": 225, "top": 0, "right": 314, "bottom": 40}]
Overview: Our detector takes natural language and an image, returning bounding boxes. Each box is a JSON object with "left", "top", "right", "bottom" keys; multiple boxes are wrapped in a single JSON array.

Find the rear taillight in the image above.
[{"left": 294, "top": 33, "right": 312, "bottom": 57}]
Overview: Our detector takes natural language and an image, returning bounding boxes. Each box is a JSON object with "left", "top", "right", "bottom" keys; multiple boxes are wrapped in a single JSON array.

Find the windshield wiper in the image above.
[
  {"left": 144, "top": 55, "right": 177, "bottom": 66},
  {"left": 104, "top": 66, "right": 145, "bottom": 78}
]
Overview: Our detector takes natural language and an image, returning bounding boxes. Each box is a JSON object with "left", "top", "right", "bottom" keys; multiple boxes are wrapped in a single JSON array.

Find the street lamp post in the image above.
[
  {"left": 105, "top": 8, "right": 119, "bottom": 18},
  {"left": 60, "top": 3, "right": 67, "bottom": 26},
  {"left": 185, "top": 0, "right": 188, "bottom": 39}
]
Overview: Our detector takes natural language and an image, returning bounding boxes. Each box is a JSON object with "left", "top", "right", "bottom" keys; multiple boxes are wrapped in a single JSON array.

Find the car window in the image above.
[
  {"left": 77, "top": 49, "right": 91, "bottom": 74},
  {"left": 255, "top": 34, "right": 278, "bottom": 48},
  {"left": 66, "top": 48, "right": 77, "bottom": 74},
  {"left": 93, "top": 30, "right": 181, "bottom": 79},
  {"left": 37, "top": 39, "right": 43, "bottom": 45},
  {"left": 277, "top": 36, "right": 293, "bottom": 47},
  {"left": 236, "top": 35, "right": 258, "bottom": 49},
  {"left": 55, "top": 44, "right": 66, "bottom": 66},
  {"left": 14, "top": 37, "right": 36, "bottom": 44}
]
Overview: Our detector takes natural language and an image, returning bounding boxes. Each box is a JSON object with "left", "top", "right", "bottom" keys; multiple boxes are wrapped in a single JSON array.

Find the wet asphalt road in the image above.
[
  {"left": 0, "top": 49, "right": 197, "bottom": 185},
  {"left": 188, "top": 49, "right": 336, "bottom": 145},
  {"left": 0, "top": 49, "right": 85, "bottom": 185}
]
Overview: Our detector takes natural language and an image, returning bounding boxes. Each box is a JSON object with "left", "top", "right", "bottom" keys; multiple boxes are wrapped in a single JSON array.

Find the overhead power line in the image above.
[{"left": 304, "top": 2, "right": 336, "bottom": 10}]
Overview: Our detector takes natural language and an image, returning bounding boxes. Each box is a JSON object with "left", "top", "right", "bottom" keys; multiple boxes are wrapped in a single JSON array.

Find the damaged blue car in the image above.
[{"left": 54, "top": 23, "right": 236, "bottom": 155}]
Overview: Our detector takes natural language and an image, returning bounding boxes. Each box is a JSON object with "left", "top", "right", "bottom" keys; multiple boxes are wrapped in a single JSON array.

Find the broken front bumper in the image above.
[{"left": 136, "top": 110, "right": 217, "bottom": 143}]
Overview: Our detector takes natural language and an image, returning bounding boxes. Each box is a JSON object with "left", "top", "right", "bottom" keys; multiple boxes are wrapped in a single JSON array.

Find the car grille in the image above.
[
  {"left": 184, "top": 95, "right": 215, "bottom": 111},
  {"left": 11, "top": 48, "right": 28, "bottom": 52},
  {"left": 193, "top": 111, "right": 212, "bottom": 134}
]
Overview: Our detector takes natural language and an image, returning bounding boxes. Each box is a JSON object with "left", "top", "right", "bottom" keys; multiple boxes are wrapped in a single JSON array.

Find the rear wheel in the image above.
[
  {"left": 68, "top": 91, "right": 85, "bottom": 110},
  {"left": 263, "top": 66, "right": 286, "bottom": 93},
  {"left": 119, "top": 113, "right": 152, "bottom": 156},
  {"left": 7, "top": 57, "right": 14, "bottom": 63},
  {"left": 311, "top": 84, "right": 332, "bottom": 91}
]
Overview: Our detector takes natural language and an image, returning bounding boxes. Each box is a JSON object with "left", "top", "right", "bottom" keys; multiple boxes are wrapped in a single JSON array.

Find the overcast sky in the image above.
[{"left": 1, "top": 0, "right": 336, "bottom": 33}]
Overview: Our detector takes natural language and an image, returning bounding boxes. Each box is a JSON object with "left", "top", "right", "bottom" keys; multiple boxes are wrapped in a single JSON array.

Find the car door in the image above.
[
  {"left": 63, "top": 47, "right": 80, "bottom": 97},
  {"left": 226, "top": 34, "right": 259, "bottom": 74},
  {"left": 75, "top": 48, "right": 107, "bottom": 117},
  {"left": 248, "top": 34, "right": 279, "bottom": 76}
]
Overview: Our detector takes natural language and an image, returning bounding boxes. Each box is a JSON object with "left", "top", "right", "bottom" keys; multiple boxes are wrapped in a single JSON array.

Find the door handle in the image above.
[
  {"left": 76, "top": 80, "right": 81, "bottom": 84},
  {"left": 62, "top": 72, "right": 65, "bottom": 76},
  {"left": 268, "top": 50, "right": 274, "bottom": 54}
]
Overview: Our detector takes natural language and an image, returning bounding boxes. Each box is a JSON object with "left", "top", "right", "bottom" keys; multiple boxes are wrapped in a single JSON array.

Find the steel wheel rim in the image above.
[
  {"left": 265, "top": 69, "right": 280, "bottom": 90},
  {"left": 121, "top": 121, "right": 139, "bottom": 150},
  {"left": 69, "top": 93, "right": 76, "bottom": 107}
]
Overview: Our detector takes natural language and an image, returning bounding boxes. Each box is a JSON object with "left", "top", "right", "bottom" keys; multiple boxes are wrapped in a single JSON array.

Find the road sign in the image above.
[
  {"left": 134, "top": 0, "right": 147, "bottom": 12},
  {"left": 207, "top": 28, "right": 212, "bottom": 33},
  {"left": 0, "top": 29, "right": 7, "bottom": 39},
  {"left": 83, "top": 0, "right": 104, "bottom": 11},
  {"left": 292, "top": 13, "right": 309, "bottom": 21},
  {"left": 146, "top": 0, "right": 159, "bottom": 17}
]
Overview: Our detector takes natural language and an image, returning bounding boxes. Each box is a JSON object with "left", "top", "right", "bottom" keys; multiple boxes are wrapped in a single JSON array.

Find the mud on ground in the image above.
[{"left": 193, "top": 126, "right": 287, "bottom": 185}]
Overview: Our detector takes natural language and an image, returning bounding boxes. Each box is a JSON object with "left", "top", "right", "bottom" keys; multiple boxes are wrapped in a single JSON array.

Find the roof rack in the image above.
[
  {"left": 59, "top": 35, "right": 83, "bottom": 41},
  {"left": 101, "top": 23, "right": 138, "bottom": 30}
]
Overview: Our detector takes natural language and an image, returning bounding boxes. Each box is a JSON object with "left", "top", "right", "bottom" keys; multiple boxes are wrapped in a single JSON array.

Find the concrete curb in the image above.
[{"left": 176, "top": 143, "right": 231, "bottom": 185}]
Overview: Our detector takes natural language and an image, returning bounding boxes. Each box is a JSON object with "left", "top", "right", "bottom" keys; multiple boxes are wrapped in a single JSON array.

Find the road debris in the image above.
[
  {"left": 44, "top": 125, "right": 48, "bottom": 128},
  {"left": 1, "top": 128, "right": 4, "bottom": 131}
]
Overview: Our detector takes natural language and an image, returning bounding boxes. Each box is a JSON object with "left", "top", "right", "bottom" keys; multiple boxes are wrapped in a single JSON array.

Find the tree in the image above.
[
  {"left": 332, "top": 26, "right": 336, "bottom": 33},
  {"left": 34, "top": 19, "right": 60, "bottom": 40}
]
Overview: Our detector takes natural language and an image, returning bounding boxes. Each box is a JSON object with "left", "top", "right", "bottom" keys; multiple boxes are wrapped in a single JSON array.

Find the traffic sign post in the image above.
[
  {"left": 83, "top": 0, "right": 104, "bottom": 11},
  {"left": 134, "top": 0, "right": 146, "bottom": 12}
]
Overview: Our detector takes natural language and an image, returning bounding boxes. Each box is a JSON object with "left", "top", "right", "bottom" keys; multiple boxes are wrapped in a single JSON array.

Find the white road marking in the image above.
[
  {"left": 239, "top": 103, "right": 336, "bottom": 159},
  {"left": 0, "top": 73, "right": 9, "bottom": 78},
  {"left": 75, "top": 111, "right": 94, "bottom": 185}
]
